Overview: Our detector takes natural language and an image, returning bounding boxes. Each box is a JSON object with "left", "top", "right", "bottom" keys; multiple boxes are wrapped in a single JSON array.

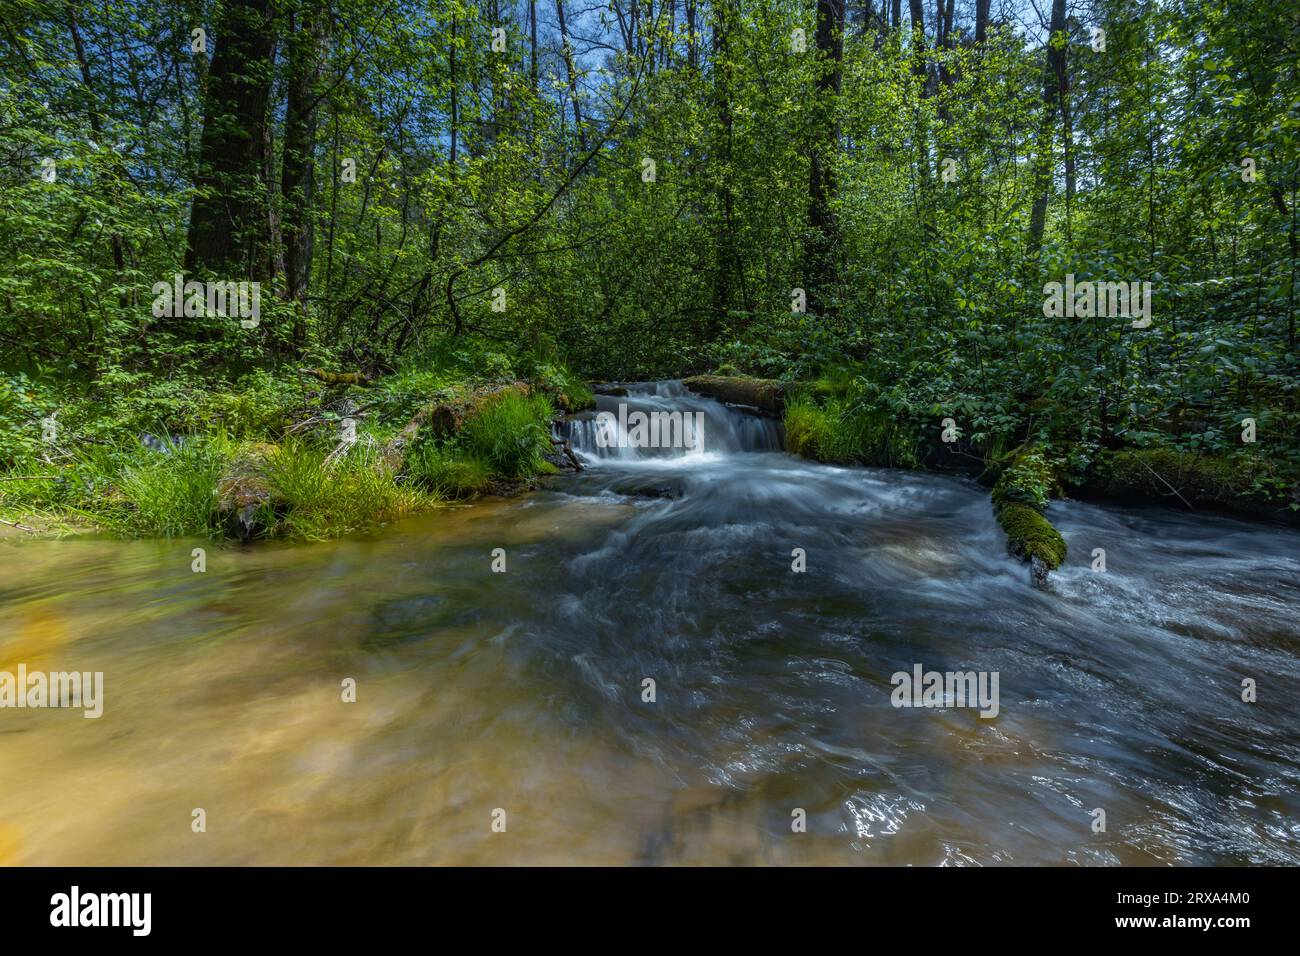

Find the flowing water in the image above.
[{"left": 1, "top": 382, "right": 1298, "bottom": 865}]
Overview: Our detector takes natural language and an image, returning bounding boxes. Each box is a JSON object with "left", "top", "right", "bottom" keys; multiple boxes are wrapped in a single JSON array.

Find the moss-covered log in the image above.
[
  {"left": 297, "top": 368, "right": 373, "bottom": 387},
  {"left": 991, "top": 449, "right": 1067, "bottom": 587},
  {"left": 681, "top": 375, "right": 791, "bottom": 415},
  {"left": 1099, "top": 448, "right": 1298, "bottom": 523}
]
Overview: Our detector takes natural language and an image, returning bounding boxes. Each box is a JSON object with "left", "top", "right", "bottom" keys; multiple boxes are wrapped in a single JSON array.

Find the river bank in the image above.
[
  {"left": 2, "top": 382, "right": 1297, "bottom": 865},
  {"left": 6, "top": 373, "right": 1297, "bottom": 600}
]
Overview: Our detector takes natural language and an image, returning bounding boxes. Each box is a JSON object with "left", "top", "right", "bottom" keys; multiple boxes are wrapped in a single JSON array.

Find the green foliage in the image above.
[
  {"left": 262, "top": 440, "right": 422, "bottom": 540},
  {"left": 992, "top": 449, "right": 1068, "bottom": 571},
  {"left": 113, "top": 435, "right": 232, "bottom": 537},
  {"left": 407, "top": 445, "right": 493, "bottom": 498},
  {"left": 456, "top": 390, "right": 555, "bottom": 480},
  {"left": 1104, "top": 447, "right": 1285, "bottom": 505},
  {"left": 196, "top": 371, "right": 309, "bottom": 440},
  {"left": 992, "top": 451, "right": 1060, "bottom": 512},
  {"left": 784, "top": 392, "right": 919, "bottom": 468},
  {"left": 1, "top": 0, "right": 1297, "bottom": 537}
]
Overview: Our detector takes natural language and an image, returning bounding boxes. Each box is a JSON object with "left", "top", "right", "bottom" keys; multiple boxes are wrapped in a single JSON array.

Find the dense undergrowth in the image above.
[
  {"left": 0, "top": 340, "right": 585, "bottom": 539},
  {"left": 774, "top": 360, "right": 1299, "bottom": 519}
]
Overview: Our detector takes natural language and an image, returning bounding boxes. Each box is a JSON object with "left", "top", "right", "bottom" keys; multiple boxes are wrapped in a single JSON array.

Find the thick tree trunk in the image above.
[{"left": 185, "top": 0, "right": 277, "bottom": 278}]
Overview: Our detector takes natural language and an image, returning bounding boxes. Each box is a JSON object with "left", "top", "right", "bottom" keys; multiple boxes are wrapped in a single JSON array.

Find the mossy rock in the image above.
[
  {"left": 997, "top": 502, "right": 1067, "bottom": 571},
  {"left": 215, "top": 441, "right": 280, "bottom": 540}
]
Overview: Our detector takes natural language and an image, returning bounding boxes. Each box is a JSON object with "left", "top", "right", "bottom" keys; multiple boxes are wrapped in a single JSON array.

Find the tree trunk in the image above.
[
  {"left": 282, "top": 3, "right": 327, "bottom": 323},
  {"left": 529, "top": 0, "right": 538, "bottom": 96},
  {"left": 1027, "top": 0, "right": 1068, "bottom": 258},
  {"left": 711, "top": 0, "right": 740, "bottom": 327},
  {"left": 64, "top": 3, "right": 128, "bottom": 307},
  {"left": 686, "top": 0, "right": 697, "bottom": 69},
  {"left": 185, "top": 0, "right": 278, "bottom": 278},
  {"left": 556, "top": 0, "right": 587, "bottom": 152},
  {"left": 803, "top": 0, "right": 846, "bottom": 319}
]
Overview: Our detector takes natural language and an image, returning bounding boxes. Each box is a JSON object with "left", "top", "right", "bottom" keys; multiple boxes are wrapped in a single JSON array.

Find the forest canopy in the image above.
[{"left": 1, "top": 0, "right": 1297, "bottom": 535}]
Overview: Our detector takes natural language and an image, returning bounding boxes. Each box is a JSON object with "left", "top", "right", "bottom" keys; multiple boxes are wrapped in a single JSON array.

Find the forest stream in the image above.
[{"left": 1, "top": 382, "right": 1297, "bottom": 865}]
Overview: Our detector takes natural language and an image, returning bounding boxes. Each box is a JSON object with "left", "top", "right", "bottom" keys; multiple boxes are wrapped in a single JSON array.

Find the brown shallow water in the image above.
[{"left": 1, "top": 384, "right": 1299, "bottom": 865}]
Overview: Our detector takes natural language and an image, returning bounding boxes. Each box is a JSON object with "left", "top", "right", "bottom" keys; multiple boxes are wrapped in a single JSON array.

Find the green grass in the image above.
[
  {"left": 457, "top": 390, "right": 555, "bottom": 479},
  {"left": 0, "top": 355, "right": 582, "bottom": 540},
  {"left": 406, "top": 445, "right": 493, "bottom": 498},
  {"left": 112, "top": 434, "right": 232, "bottom": 537},
  {"left": 262, "top": 440, "right": 426, "bottom": 540},
  {"left": 784, "top": 393, "right": 918, "bottom": 467}
]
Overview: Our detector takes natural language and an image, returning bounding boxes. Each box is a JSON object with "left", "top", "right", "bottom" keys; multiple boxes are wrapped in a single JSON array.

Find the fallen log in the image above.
[
  {"left": 297, "top": 368, "right": 373, "bottom": 387},
  {"left": 681, "top": 375, "right": 791, "bottom": 415},
  {"left": 991, "top": 449, "right": 1067, "bottom": 588}
]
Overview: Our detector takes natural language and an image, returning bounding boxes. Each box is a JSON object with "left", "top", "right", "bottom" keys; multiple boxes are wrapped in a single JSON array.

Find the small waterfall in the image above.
[{"left": 558, "top": 381, "right": 785, "bottom": 461}]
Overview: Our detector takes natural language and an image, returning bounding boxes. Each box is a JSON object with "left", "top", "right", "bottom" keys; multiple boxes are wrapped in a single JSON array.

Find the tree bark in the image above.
[
  {"left": 282, "top": 2, "right": 327, "bottom": 331},
  {"left": 185, "top": 0, "right": 278, "bottom": 278},
  {"left": 555, "top": 0, "right": 587, "bottom": 152},
  {"left": 529, "top": 0, "right": 538, "bottom": 96},
  {"left": 803, "top": 0, "right": 846, "bottom": 319},
  {"left": 1027, "top": 0, "right": 1068, "bottom": 258}
]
